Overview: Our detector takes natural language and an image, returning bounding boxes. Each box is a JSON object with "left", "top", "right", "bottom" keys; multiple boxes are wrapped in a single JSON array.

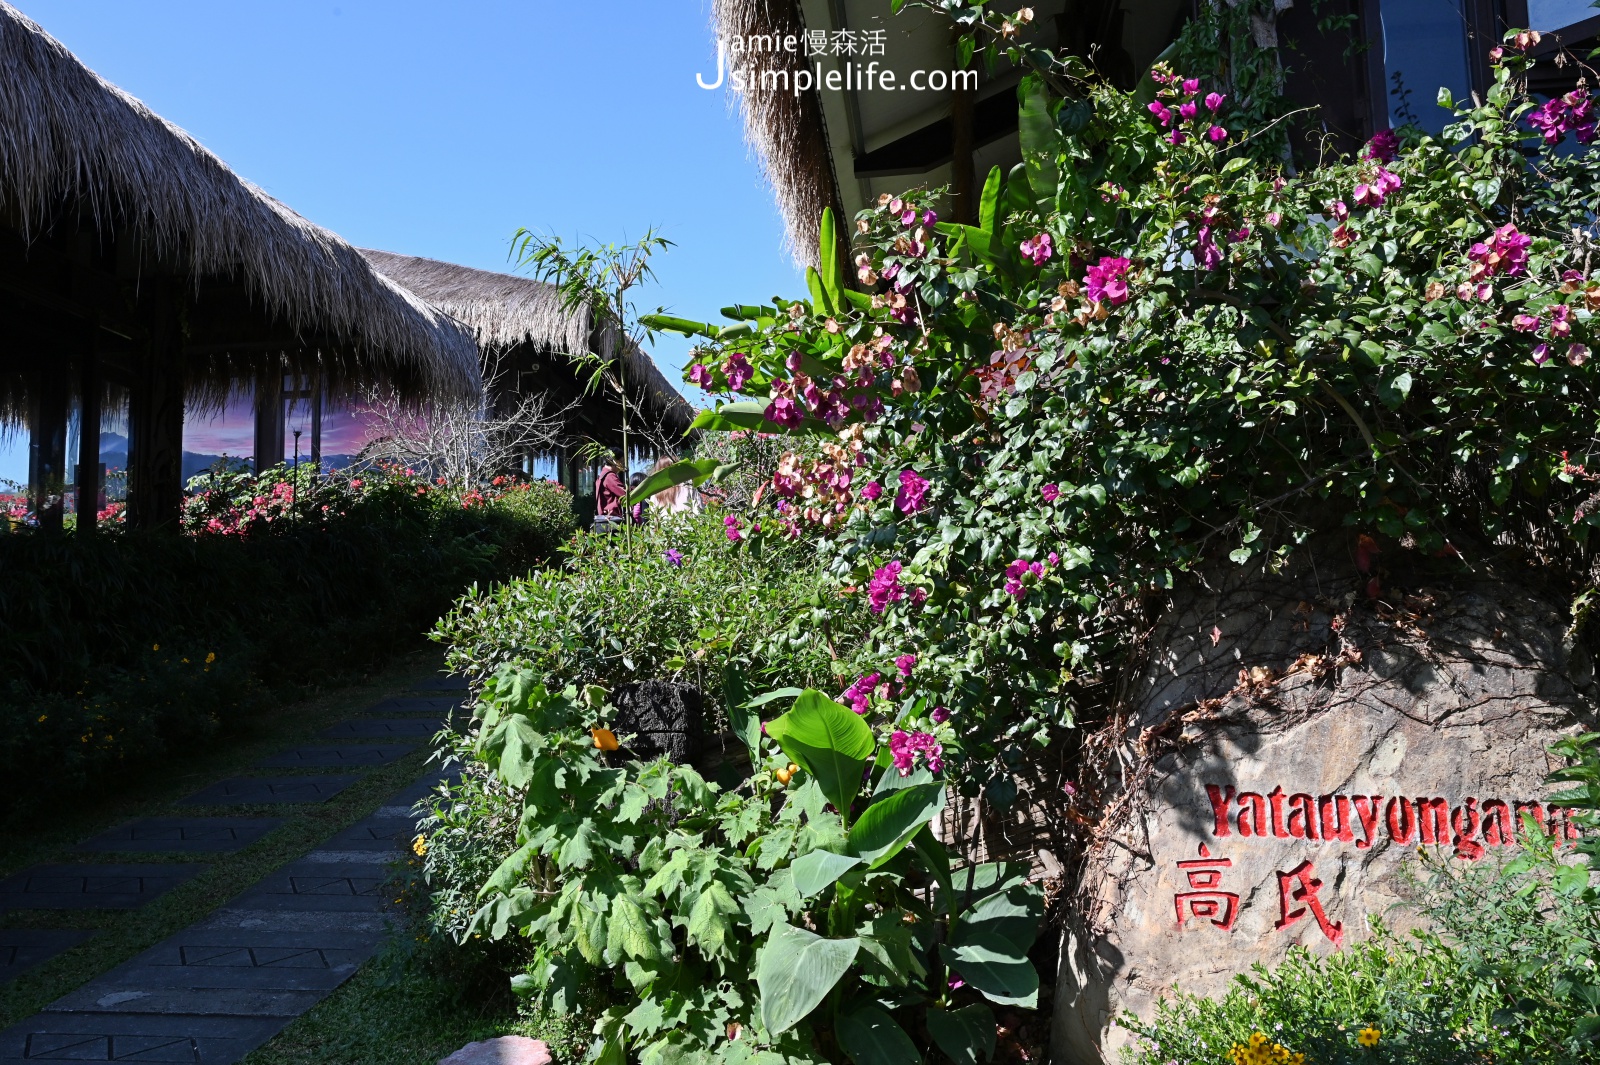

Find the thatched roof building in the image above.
[
  {"left": 362, "top": 250, "right": 696, "bottom": 453},
  {"left": 0, "top": 1, "right": 481, "bottom": 529}
]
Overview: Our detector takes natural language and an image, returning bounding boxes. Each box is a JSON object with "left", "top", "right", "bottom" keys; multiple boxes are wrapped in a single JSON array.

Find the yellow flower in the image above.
[
  {"left": 152, "top": 643, "right": 159, "bottom": 651},
  {"left": 1357, "top": 1026, "right": 1381, "bottom": 1047},
  {"left": 36, "top": 715, "right": 46, "bottom": 723},
  {"left": 412, "top": 834, "right": 428, "bottom": 856},
  {"left": 205, "top": 652, "right": 216, "bottom": 664},
  {"left": 181, "top": 657, "right": 189, "bottom": 664}
]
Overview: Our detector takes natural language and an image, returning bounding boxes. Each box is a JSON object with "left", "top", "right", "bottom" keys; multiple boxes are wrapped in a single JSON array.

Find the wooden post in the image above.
[
  {"left": 127, "top": 289, "right": 185, "bottom": 531},
  {"left": 76, "top": 334, "right": 102, "bottom": 532},
  {"left": 28, "top": 366, "right": 69, "bottom": 533},
  {"left": 253, "top": 364, "right": 284, "bottom": 473}
]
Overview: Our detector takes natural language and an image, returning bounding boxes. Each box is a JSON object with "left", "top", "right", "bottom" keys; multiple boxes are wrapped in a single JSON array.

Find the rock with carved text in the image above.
[{"left": 1051, "top": 559, "right": 1596, "bottom": 1064}]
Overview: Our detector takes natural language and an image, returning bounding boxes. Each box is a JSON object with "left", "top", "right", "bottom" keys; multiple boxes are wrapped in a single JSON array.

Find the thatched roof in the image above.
[
  {"left": 361, "top": 249, "right": 695, "bottom": 434},
  {"left": 0, "top": 2, "right": 481, "bottom": 400},
  {"left": 712, "top": 0, "right": 845, "bottom": 270}
]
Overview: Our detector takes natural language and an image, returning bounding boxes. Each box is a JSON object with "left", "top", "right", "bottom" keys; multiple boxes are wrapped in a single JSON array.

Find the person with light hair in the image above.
[{"left": 648, "top": 456, "right": 701, "bottom": 514}]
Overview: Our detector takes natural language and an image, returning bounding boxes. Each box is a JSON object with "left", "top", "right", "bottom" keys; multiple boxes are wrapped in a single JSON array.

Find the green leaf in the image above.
[
  {"left": 836, "top": 1005, "right": 921, "bottom": 1065},
  {"left": 756, "top": 922, "right": 859, "bottom": 1034},
  {"left": 941, "top": 934, "right": 1039, "bottom": 1008},
  {"left": 926, "top": 1004, "right": 997, "bottom": 1065},
  {"left": 978, "top": 165, "right": 1003, "bottom": 235},
  {"left": 627, "top": 458, "right": 721, "bottom": 505},
  {"left": 639, "top": 314, "right": 720, "bottom": 338},
  {"left": 790, "top": 850, "right": 862, "bottom": 898},
  {"left": 952, "top": 885, "right": 1043, "bottom": 956},
  {"left": 848, "top": 783, "right": 946, "bottom": 868},
  {"left": 724, "top": 664, "right": 763, "bottom": 764},
  {"left": 685, "top": 881, "right": 739, "bottom": 958},
  {"left": 764, "top": 690, "right": 876, "bottom": 824},
  {"left": 607, "top": 895, "right": 663, "bottom": 962},
  {"left": 818, "top": 207, "right": 843, "bottom": 313},
  {"left": 1018, "top": 79, "right": 1061, "bottom": 215},
  {"left": 807, "top": 266, "right": 831, "bottom": 317},
  {"left": 690, "top": 402, "right": 830, "bottom": 437},
  {"left": 912, "top": 828, "right": 956, "bottom": 916}
]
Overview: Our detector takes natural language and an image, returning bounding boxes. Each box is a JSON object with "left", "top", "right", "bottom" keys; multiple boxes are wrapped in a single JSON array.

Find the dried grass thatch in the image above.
[
  {"left": 0, "top": 3, "right": 480, "bottom": 401},
  {"left": 711, "top": 0, "right": 844, "bottom": 269},
  {"left": 361, "top": 249, "right": 695, "bottom": 435}
]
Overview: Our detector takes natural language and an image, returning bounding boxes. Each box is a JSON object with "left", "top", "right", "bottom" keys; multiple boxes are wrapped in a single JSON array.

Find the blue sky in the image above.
[{"left": 3, "top": 0, "right": 802, "bottom": 481}]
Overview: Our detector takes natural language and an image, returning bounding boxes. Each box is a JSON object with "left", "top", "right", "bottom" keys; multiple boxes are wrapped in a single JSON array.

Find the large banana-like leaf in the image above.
[
  {"left": 764, "top": 689, "right": 876, "bottom": 825},
  {"left": 756, "top": 922, "right": 859, "bottom": 1034}
]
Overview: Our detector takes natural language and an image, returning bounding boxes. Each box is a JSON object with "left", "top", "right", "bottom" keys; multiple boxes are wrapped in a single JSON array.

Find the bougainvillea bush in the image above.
[{"left": 649, "top": 32, "right": 1600, "bottom": 802}]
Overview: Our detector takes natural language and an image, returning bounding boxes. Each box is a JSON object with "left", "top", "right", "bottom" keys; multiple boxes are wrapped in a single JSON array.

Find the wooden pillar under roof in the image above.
[
  {"left": 28, "top": 364, "right": 69, "bottom": 533},
  {"left": 253, "top": 363, "right": 284, "bottom": 473},
  {"left": 126, "top": 285, "right": 185, "bottom": 531},
  {"left": 76, "top": 329, "right": 102, "bottom": 532}
]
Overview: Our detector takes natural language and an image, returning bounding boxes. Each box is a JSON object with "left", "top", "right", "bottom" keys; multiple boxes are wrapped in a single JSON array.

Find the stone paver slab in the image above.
[
  {"left": 48, "top": 929, "right": 381, "bottom": 1017},
  {"left": 364, "top": 696, "right": 463, "bottom": 715},
  {"left": 74, "top": 818, "right": 283, "bottom": 855},
  {"left": 0, "top": 865, "right": 207, "bottom": 912},
  {"left": 319, "top": 718, "right": 444, "bottom": 739},
  {"left": 0, "top": 930, "right": 94, "bottom": 983},
  {"left": 252, "top": 744, "right": 415, "bottom": 769},
  {"left": 0, "top": 1011, "right": 283, "bottom": 1064},
  {"left": 229, "top": 862, "right": 390, "bottom": 913},
  {"left": 177, "top": 776, "right": 358, "bottom": 806},
  {"left": 408, "top": 675, "right": 468, "bottom": 691}
]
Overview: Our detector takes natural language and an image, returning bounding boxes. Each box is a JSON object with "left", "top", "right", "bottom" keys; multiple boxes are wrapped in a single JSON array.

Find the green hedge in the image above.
[{"left": 0, "top": 477, "right": 577, "bottom": 815}]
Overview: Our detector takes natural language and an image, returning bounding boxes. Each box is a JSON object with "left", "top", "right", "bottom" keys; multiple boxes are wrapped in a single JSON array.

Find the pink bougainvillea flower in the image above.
[
  {"left": 895, "top": 469, "right": 930, "bottom": 514},
  {"left": 1147, "top": 100, "right": 1172, "bottom": 127},
  {"left": 922, "top": 209, "right": 938, "bottom": 225},
  {"left": 764, "top": 396, "right": 805, "bottom": 429},
  {"left": 895, "top": 653, "right": 917, "bottom": 677},
  {"left": 1195, "top": 226, "right": 1224, "bottom": 271},
  {"left": 1569, "top": 343, "right": 1590, "bottom": 366},
  {"left": 664, "top": 548, "right": 684, "bottom": 567},
  {"left": 687, "top": 363, "right": 714, "bottom": 388},
  {"left": 1084, "top": 256, "right": 1131, "bottom": 306},
  {"left": 724, "top": 514, "right": 744, "bottom": 542},
  {"left": 1513, "top": 313, "right": 1542, "bottom": 333},
  {"left": 868, "top": 561, "right": 905, "bottom": 614},
  {"left": 1468, "top": 223, "right": 1533, "bottom": 280},
  {"left": 909, "top": 587, "right": 928, "bottom": 607},
  {"left": 889, "top": 729, "right": 944, "bottom": 776},
  {"left": 1549, "top": 303, "right": 1574, "bottom": 338},
  {"left": 1166, "top": 129, "right": 1187, "bottom": 146},
  {"left": 1207, "top": 125, "right": 1228, "bottom": 143},
  {"left": 1179, "top": 101, "right": 1198, "bottom": 120},
  {"left": 1041, "top": 483, "right": 1060, "bottom": 502},
  {"left": 842, "top": 672, "right": 881, "bottom": 714},
  {"left": 1205, "top": 91, "right": 1226, "bottom": 110},
  {"left": 1533, "top": 343, "right": 1551, "bottom": 365},
  {"left": 1048, "top": 551, "right": 1060, "bottom": 566},
  {"left": 1182, "top": 77, "right": 1200, "bottom": 94},
  {"left": 1020, "top": 231, "right": 1053, "bottom": 266},
  {"left": 724, "top": 353, "right": 754, "bottom": 391},
  {"left": 930, "top": 705, "right": 950, "bottom": 724},
  {"left": 860, "top": 480, "right": 883, "bottom": 503}
]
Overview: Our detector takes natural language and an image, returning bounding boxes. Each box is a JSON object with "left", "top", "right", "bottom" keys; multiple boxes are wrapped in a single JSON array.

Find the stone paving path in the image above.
[{"left": 0, "top": 675, "right": 468, "bottom": 1064}]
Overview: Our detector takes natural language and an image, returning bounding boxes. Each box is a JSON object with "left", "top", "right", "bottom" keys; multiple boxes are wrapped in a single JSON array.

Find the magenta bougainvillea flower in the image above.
[
  {"left": 724, "top": 353, "right": 754, "bottom": 391},
  {"left": 842, "top": 672, "right": 881, "bottom": 714},
  {"left": 895, "top": 653, "right": 917, "bottom": 677},
  {"left": 1020, "top": 231, "right": 1053, "bottom": 265},
  {"left": 1003, "top": 558, "right": 1044, "bottom": 597},
  {"left": 1205, "top": 91, "right": 1226, "bottom": 111},
  {"left": 1513, "top": 313, "right": 1541, "bottom": 333},
  {"left": 1468, "top": 224, "right": 1533, "bottom": 280},
  {"left": 1207, "top": 125, "right": 1228, "bottom": 143},
  {"left": 895, "top": 469, "right": 930, "bottom": 514},
  {"left": 868, "top": 561, "right": 905, "bottom": 614},
  {"left": 724, "top": 515, "right": 743, "bottom": 543},
  {"left": 1352, "top": 167, "right": 1402, "bottom": 208},
  {"left": 860, "top": 480, "right": 883, "bottom": 502},
  {"left": 1363, "top": 128, "right": 1400, "bottom": 162},
  {"left": 1148, "top": 100, "right": 1173, "bottom": 127},
  {"left": 687, "top": 363, "right": 713, "bottom": 388},
  {"left": 1528, "top": 91, "right": 1597, "bottom": 146},
  {"left": 889, "top": 729, "right": 944, "bottom": 775},
  {"left": 1084, "top": 256, "right": 1131, "bottom": 306},
  {"left": 764, "top": 396, "right": 804, "bottom": 429},
  {"left": 1042, "top": 483, "right": 1060, "bottom": 502},
  {"left": 930, "top": 705, "right": 950, "bottom": 724}
]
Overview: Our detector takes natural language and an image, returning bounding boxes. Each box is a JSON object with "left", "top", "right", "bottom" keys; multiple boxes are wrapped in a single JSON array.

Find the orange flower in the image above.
[{"left": 591, "top": 728, "right": 619, "bottom": 751}]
